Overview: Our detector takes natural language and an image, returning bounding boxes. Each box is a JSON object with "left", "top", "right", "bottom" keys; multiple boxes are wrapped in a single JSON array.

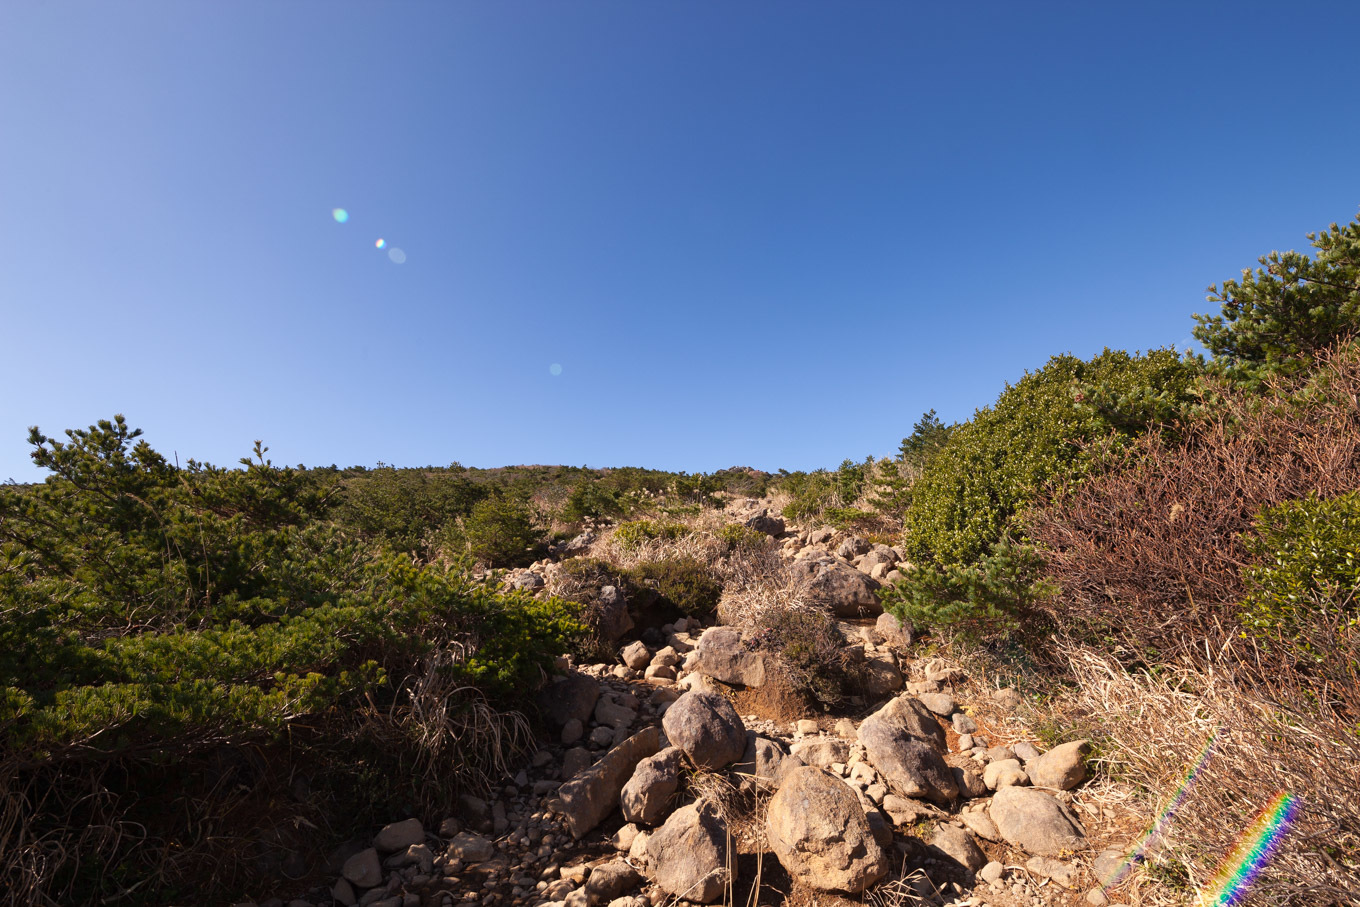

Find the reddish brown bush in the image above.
[{"left": 1027, "top": 344, "right": 1360, "bottom": 662}]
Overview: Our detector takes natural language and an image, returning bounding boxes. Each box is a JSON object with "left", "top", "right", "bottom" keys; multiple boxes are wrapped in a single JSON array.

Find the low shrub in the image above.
[
  {"left": 820, "top": 507, "right": 878, "bottom": 531},
  {"left": 627, "top": 556, "right": 722, "bottom": 617},
  {"left": 716, "top": 523, "right": 769, "bottom": 551},
  {"left": 879, "top": 539, "right": 1055, "bottom": 640},
  {"left": 903, "top": 347, "right": 1202, "bottom": 569},
  {"left": 748, "top": 608, "right": 858, "bottom": 707},
  {"left": 612, "top": 519, "right": 687, "bottom": 550},
  {"left": 1028, "top": 342, "right": 1360, "bottom": 663},
  {"left": 1240, "top": 491, "right": 1360, "bottom": 642},
  {"left": 0, "top": 417, "right": 581, "bottom": 904},
  {"left": 463, "top": 496, "right": 543, "bottom": 567}
]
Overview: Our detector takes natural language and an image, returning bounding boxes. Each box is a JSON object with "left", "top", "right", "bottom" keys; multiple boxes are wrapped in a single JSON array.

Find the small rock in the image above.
[
  {"left": 584, "top": 860, "right": 642, "bottom": 905},
  {"left": 979, "top": 861, "right": 1005, "bottom": 884},
  {"left": 620, "top": 747, "right": 681, "bottom": 826},
  {"left": 1026, "top": 855, "right": 1080, "bottom": 888},
  {"left": 619, "top": 641, "right": 651, "bottom": 671},
  {"left": 1028, "top": 739, "right": 1091, "bottom": 790},
  {"left": 446, "top": 832, "right": 494, "bottom": 863},
  {"left": 929, "top": 825, "right": 987, "bottom": 873},
  {"left": 374, "top": 818, "right": 424, "bottom": 853},
  {"left": 1086, "top": 887, "right": 1111, "bottom": 905},
  {"left": 991, "top": 687, "right": 1022, "bottom": 710},
  {"left": 952, "top": 712, "right": 978, "bottom": 735},
  {"left": 1013, "top": 740, "right": 1043, "bottom": 762},
  {"left": 342, "top": 848, "right": 382, "bottom": 889},
  {"left": 983, "top": 758, "right": 1029, "bottom": 790},
  {"left": 918, "top": 693, "right": 956, "bottom": 716},
  {"left": 789, "top": 737, "right": 849, "bottom": 769}
]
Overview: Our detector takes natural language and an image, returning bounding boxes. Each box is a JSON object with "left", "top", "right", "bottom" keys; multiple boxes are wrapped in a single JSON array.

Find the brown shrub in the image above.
[{"left": 1028, "top": 343, "right": 1360, "bottom": 662}]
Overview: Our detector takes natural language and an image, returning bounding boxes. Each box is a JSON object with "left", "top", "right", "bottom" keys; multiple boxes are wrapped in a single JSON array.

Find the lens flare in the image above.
[
  {"left": 549, "top": 363, "right": 562, "bottom": 376},
  {"left": 1197, "top": 792, "right": 1300, "bottom": 906},
  {"left": 331, "top": 208, "right": 349, "bottom": 223},
  {"left": 387, "top": 247, "right": 406, "bottom": 264},
  {"left": 375, "top": 238, "right": 386, "bottom": 249}
]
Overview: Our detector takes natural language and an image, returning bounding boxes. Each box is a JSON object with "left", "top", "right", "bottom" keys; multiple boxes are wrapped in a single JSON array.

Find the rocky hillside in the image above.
[{"left": 239, "top": 500, "right": 1147, "bottom": 907}]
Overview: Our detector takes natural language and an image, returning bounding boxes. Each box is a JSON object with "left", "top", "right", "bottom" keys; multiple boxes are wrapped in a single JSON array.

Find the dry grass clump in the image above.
[
  {"left": 716, "top": 543, "right": 816, "bottom": 630},
  {"left": 1044, "top": 645, "right": 1360, "bottom": 906}
]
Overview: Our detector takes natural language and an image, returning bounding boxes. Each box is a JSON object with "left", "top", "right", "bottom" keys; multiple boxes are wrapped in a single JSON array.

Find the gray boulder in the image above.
[
  {"left": 694, "top": 627, "right": 766, "bottom": 688},
  {"left": 538, "top": 672, "right": 602, "bottom": 732},
  {"left": 766, "top": 766, "right": 889, "bottom": 893},
  {"left": 619, "top": 640, "right": 651, "bottom": 671},
  {"left": 929, "top": 824, "right": 988, "bottom": 873},
  {"left": 1029, "top": 739, "right": 1091, "bottom": 791},
  {"left": 595, "top": 585, "right": 634, "bottom": 644},
  {"left": 789, "top": 737, "right": 850, "bottom": 769},
  {"left": 808, "top": 562, "right": 883, "bottom": 617},
  {"left": 875, "top": 611, "right": 914, "bottom": 647},
  {"left": 661, "top": 690, "right": 746, "bottom": 771},
  {"left": 341, "top": 848, "right": 381, "bottom": 889},
  {"left": 858, "top": 721, "right": 957, "bottom": 805},
  {"left": 836, "top": 536, "right": 873, "bottom": 558},
  {"left": 989, "top": 785, "right": 1087, "bottom": 856},
  {"left": 646, "top": 800, "right": 729, "bottom": 903},
  {"left": 553, "top": 727, "right": 661, "bottom": 838},
  {"left": 745, "top": 510, "right": 785, "bottom": 536},
  {"left": 584, "top": 860, "right": 642, "bottom": 905},
  {"left": 862, "top": 694, "right": 947, "bottom": 751},
  {"left": 861, "top": 655, "right": 904, "bottom": 697},
  {"left": 373, "top": 817, "right": 423, "bottom": 852},
  {"left": 731, "top": 733, "right": 787, "bottom": 790},
  {"left": 620, "top": 747, "right": 681, "bottom": 827}
]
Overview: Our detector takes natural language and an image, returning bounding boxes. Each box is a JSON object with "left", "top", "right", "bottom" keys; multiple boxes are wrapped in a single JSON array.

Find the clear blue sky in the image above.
[{"left": 4, "top": 2, "right": 1359, "bottom": 481}]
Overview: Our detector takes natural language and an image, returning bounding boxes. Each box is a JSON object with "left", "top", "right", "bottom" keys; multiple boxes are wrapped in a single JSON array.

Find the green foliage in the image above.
[
  {"left": 613, "top": 519, "right": 687, "bottom": 550},
  {"left": 871, "top": 410, "right": 955, "bottom": 514},
  {"left": 334, "top": 466, "right": 486, "bottom": 557},
  {"left": 716, "top": 523, "right": 770, "bottom": 551},
  {"left": 0, "top": 416, "right": 585, "bottom": 902},
  {"left": 821, "top": 507, "right": 877, "bottom": 531},
  {"left": 902, "top": 348, "right": 1202, "bottom": 568},
  {"left": 1194, "top": 210, "right": 1360, "bottom": 388},
  {"left": 879, "top": 539, "right": 1055, "bottom": 639},
  {"left": 560, "top": 481, "right": 625, "bottom": 522},
  {"left": 626, "top": 556, "right": 722, "bottom": 616},
  {"left": 0, "top": 417, "right": 579, "bottom": 756},
  {"left": 462, "top": 496, "right": 543, "bottom": 568},
  {"left": 1241, "top": 491, "right": 1360, "bottom": 638},
  {"left": 749, "top": 608, "right": 857, "bottom": 706},
  {"left": 777, "top": 457, "right": 874, "bottom": 522}
]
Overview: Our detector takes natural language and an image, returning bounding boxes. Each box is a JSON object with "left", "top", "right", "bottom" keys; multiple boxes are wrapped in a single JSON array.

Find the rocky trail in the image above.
[{"left": 241, "top": 505, "right": 1154, "bottom": 907}]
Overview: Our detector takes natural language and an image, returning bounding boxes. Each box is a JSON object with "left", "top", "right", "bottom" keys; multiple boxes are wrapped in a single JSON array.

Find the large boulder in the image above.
[
  {"left": 857, "top": 695, "right": 955, "bottom": 806},
  {"left": 861, "top": 655, "right": 905, "bottom": 696},
  {"left": 620, "top": 747, "right": 681, "bottom": 827},
  {"left": 989, "top": 785, "right": 1087, "bottom": 856},
  {"left": 595, "top": 585, "right": 634, "bottom": 644},
  {"left": 808, "top": 562, "right": 883, "bottom": 617},
  {"left": 694, "top": 627, "right": 766, "bottom": 688},
  {"left": 861, "top": 694, "right": 947, "bottom": 751},
  {"left": 553, "top": 727, "right": 661, "bottom": 838},
  {"left": 584, "top": 860, "right": 642, "bottom": 905},
  {"left": 766, "top": 766, "right": 889, "bottom": 893},
  {"left": 661, "top": 690, "right": 746, "bottom": 771},
  {"left": 646, "top": 800, "right": 729, "bottom": 903},
  {"left": 745, "top": 510, "right": 785, "bottom": 536},
  {"left": 537, "top": 672, "right": 602, "bottom": 732},
  {"left": 1028, "top": 740, "right": 1091, "bottom": 791},
  {"left": 373, "top": 818, "right": 423, "bottom": 852},
  {"left": 858, "top": 724, "right": 957, "bottom": 805}
]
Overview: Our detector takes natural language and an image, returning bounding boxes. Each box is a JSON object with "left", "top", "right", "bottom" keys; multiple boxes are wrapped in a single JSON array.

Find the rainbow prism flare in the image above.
[{"left": 1196, "top": 791, "right": 1300, "bottom": 907}]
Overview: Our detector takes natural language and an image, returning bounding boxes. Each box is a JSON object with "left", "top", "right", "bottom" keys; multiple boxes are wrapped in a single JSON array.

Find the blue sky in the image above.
[{"left": 3, "top": 2, "right": 1359, "bottom": 480}]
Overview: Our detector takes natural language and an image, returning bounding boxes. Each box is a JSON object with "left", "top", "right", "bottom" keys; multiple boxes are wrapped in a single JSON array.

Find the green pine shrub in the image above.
[
  {"left": 1241, "top": 491, "right": 1360, "bottom": 639},
  {"left": 462, "top": 496, "right": 543, "bottom": 567},
  {"left": 0, "top": 417, "right": 581, "bottom": 903},
  {"left": 878, "top": 539, "right": 1056, "bottom": 640},
  {"left": 902, "top": 347, "right": 1202, "bottom": 569}
]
